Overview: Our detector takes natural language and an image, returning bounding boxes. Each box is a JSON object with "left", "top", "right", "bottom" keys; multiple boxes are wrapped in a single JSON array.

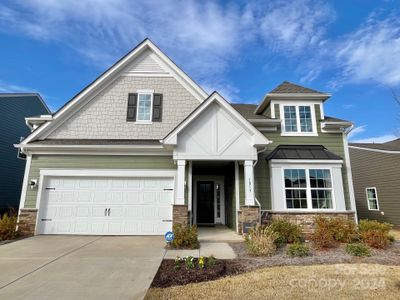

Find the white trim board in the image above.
[
  {"left": 39, "top": 169, "right": 176, "bottom": 177},
  {"left": 349, "top": 145, "right": 400, "bottom": 154}
]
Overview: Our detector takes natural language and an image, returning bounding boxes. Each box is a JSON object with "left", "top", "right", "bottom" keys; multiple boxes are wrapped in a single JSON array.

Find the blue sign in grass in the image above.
[{"left": 165, "top": 231, "right": 174, "bottom": 242}]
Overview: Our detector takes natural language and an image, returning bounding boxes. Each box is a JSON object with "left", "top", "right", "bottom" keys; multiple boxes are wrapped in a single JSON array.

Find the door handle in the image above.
[
  {"left": 104, "top": 208, "right": 107, "bottom": 216},
  {"left": 108, "top": 208, "right": 111, "bottom": 216}
]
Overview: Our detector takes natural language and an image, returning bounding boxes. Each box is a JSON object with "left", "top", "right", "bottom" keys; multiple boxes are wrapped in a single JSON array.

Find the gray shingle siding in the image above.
[{"left": 0, "top": 94, "right": 50, "bottom": 212}]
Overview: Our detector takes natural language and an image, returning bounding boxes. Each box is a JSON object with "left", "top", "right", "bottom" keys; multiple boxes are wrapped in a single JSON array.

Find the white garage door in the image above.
[{"left": 38, "top": 176, "right": 174, "bottom": 235}]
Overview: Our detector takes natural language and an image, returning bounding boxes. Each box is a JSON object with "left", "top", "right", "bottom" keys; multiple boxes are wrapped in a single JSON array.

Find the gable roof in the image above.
[
  {"left": 163, "top": 92, "right": 271, "bottom": 147},
  {"left": 0, "top": 93, "right": 51, "bottom": 114},
  {"left": 350, "top": 138, "right": 400, "bottom": 152},
  {"left": 270, "top": 81, "right": 325, "bottom": 94},
  {"left": 266, "top": 145, "right": 343, "bottom": 161},
  {"left": 20, "top": 38, "right": 208, "bottom": 145},
  {"left": 254, "top": 81, "right": 331, "bottom": 114}
]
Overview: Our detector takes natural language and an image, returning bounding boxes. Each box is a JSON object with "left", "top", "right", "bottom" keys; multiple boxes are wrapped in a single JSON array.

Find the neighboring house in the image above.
[
  {"left": 15, "top": 39, "right": 357, "bottom": 236},
  {"left": 349, "top": 139, "right": 400, "bottom": 225},
  {"left": 0, "top": 93, "right": 51, "bottom": 214}
]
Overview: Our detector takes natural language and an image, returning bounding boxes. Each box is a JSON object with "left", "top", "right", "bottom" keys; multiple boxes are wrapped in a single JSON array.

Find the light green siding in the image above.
[
  {"left": 24, "top": 155, "right": 175, "bottom": 208},
  {"left": 255, "top": 104, "right": 351, "bottom": 210}
]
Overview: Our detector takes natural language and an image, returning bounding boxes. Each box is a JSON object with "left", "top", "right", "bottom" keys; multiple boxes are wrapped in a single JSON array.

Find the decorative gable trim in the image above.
[
  {"left": 162, "top": 92, "right": 271, "bottom": 148},
  {"left": 21, "top": 38, "right": 208, "bottom": 145}
]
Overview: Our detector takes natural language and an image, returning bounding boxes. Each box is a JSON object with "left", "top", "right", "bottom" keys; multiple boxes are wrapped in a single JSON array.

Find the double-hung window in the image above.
[
  {"left": 282, "top": 105, "right": 314, "bottom": 134},
  {"left": 284, "top": 168, "right": 333, "bottom": 210},
  {"left": 366, "top": 187, "right": 379, "bottom": 210},
  {"left": 137, "top": 92, "right": 153, "bottom": 122}
]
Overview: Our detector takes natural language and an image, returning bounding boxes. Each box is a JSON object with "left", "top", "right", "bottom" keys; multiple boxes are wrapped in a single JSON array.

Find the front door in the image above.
[{"left": 196, "top": 181, "right": 214, "bottom": 224}]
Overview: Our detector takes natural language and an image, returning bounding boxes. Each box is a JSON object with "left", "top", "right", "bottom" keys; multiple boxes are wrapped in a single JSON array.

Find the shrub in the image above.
[
  {"left": 245, "top": 225, "right": 278, "bottom": 256},
  {"left": 269, "top": 218, "right": 302, "bottom": 246},
  {"left": 389, "top": 235, "right": 395, "bottom": 244},
  {"left": 206, "top": 255, "right": 216, "bottom": 268},
  {"left": 286, "top": 243, "right": 310, "bottom": 257},
  {"left": 311, "top": 216, "right": 336, "bottom": 249},
  {"left": 0, "top": 213, "right": 18, "bottom": 241},
  {"left": 346, "top": 243, "right": 371, "bottom": 257},
  {"left": 171, "top": 224, "right": 199, "bottom": 249},
  {"left": 329, "top": 217, "right": 358, "bottom": 243},
  {"left": 358, "top": 220, "right": 392, "bottom": 249}
]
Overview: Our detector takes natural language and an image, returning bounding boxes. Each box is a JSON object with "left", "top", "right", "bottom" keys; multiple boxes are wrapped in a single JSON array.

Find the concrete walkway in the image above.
[
  {"left": 0, "top": 235, "right": 165, "bottom": 300},
  {"left": 165, "top": 242, "right": 237, "bottom": 259},
  {"left": 198, "top": 226, "right": 243, "bottom": 243}
]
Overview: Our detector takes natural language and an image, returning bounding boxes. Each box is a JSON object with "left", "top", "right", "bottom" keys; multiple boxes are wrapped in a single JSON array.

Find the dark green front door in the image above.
[{"left": 197, "top": 181, "right": 214, "bottom": 224}]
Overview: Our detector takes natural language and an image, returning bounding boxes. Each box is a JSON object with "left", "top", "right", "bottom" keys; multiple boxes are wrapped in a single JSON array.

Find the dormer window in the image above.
[{"left": 280, "top": 104, "right": 317, "bottom": 135}]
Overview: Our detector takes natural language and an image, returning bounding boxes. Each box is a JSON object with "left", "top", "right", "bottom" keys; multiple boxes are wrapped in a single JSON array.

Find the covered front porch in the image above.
[
  {"left": 175, "top": 160, "right": 260, "bottom": 233},
  {"left": 163, "top": 92, "right": 271, "bottom": 233}
]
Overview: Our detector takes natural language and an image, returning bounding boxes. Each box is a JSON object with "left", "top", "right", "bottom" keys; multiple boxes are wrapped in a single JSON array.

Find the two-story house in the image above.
[
  {"left": 0, "top": 93, "right": 50, "bottom": 215},
  {"left": 15, "top": 39, "right": 357, "bottom": 236}
]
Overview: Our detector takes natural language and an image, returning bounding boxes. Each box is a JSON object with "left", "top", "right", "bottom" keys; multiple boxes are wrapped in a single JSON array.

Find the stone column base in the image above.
[
  {"left": 238, "top": 205, "right": 260, "bottom": 235},
  {"left": 18, "top": 208, "right": 38, "bottom": 236},
  {"left": 173, "top": 205, "right": 189, "bottom": 227}
]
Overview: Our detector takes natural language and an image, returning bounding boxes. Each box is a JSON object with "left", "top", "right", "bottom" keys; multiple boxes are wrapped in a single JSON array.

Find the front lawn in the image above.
[{"left": 145, "top": 263, "right": 400, "bottom": 300}]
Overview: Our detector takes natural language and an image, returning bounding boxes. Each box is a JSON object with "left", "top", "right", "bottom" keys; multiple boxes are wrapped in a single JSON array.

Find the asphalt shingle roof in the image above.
[
  {"left": 269, "top": 81, "right": 325, "bottom": 94},
  {"left": 231, "top": 104, "right": 268, "bottom": 119},
  {"left": 350, "top": 138, "right": 400, "bottom": 151}
]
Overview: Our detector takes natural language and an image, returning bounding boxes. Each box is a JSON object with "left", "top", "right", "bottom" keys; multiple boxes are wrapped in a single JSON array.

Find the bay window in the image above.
[{"left": 284, "top": 168, "right": 334, "bottom": 210}]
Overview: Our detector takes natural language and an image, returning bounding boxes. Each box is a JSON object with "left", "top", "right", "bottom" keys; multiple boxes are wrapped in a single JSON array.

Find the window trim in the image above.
[
  {"left": 135, "top": 89, "right": 154, "bottom": 124},
  {"left": 279, "top": 103, "right": 318, "bottom": 136},
  {"left": 366, "top": 187, "right": 380, "bottom": 211},
  {"left": 282, "top": 167, "right": 336, "bottom": 211}
]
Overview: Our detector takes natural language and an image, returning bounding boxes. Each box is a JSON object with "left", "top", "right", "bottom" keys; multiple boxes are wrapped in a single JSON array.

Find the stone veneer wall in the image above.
[
  {"left": 172, "top": 205, "right": 189, "bottom": 227},
  {"left": 262, "top": 211, "right": 356, "bottom": 237},
  {"left": 18, "top": 208, "right": 38, "bottom": 236},
  {"left": 238, "top": 206, "right": 260, "bottom": 234}
]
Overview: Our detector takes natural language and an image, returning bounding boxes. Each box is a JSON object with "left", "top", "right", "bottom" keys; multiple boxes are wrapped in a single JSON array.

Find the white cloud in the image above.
[
  {"left": 0, "top": 0, "right": 337, "bottom": 95},
  {"left": 0, "top": 80, "right": 34, "bottom": 93},
  {"left": 351, "top": 134, "right": 397, "bottom": 144},
  {"left": 348, "top": 125, "right": 367, "bottom": 140},
  {"left": 334, "top": 14, "right": 400, "bottom": 87},
  {"left": 254, "top": 0, "right": 335, "bottom": 54}
]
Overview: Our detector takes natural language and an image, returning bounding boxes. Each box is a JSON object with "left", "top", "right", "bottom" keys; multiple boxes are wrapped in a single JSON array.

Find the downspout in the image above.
[{"left": 343, "top": 124, "right": 358, "bottom": 223}]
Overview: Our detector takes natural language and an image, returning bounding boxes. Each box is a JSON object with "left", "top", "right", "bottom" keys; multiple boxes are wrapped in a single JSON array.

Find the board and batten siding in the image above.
[
  {"left": 23, "top": 155, "right": 175, "bottom": 209},
  {"left": 350, "top": 147, "right": 400, "bottom": 225},
  {"left": 255, "top": 104, "right": 352, "bottom": 211}
]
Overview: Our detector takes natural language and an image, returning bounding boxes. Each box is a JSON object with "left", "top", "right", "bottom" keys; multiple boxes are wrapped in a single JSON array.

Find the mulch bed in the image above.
[
  {"left": 230, "top": 240, "right": 400, "bottom": 271},
  {"left": 150, "top": 259, "right": 246, "bottom": 288}
]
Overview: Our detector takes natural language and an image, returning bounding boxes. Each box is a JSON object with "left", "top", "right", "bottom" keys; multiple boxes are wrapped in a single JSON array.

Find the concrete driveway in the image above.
[{"left": 0, "top": 235, "right": 165, "bottom": 300}]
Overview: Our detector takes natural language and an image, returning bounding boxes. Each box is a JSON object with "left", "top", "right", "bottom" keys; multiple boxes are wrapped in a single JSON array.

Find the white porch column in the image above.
[
  {"left": 244, "top": 160, "right": 255, "bottom": 206},
  {"left": 175, "top": 160, "right": 186, "bottom": 205}
]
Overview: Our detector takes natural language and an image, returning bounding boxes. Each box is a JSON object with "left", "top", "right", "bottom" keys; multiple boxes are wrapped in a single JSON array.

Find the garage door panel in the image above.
[{"left": 39, "top": 175, "right": 174, "bottom": 235}]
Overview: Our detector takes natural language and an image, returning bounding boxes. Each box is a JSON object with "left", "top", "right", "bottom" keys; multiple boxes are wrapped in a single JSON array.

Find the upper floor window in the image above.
[
  {"left": 281, "top": 104, "right": 316, "bottom": 135},
  {"left": 366, "top": 187, "right": 379, "bottom": 211},
  {"left": 126, "top": 91, "right": 163, "bottom": 123},
  {"left": 137, "top": 93, "right": 153, "bottom": 122}
]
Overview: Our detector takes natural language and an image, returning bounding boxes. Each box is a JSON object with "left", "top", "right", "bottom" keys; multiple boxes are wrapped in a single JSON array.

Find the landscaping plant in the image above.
[
  {"left": 198, "top": 256, "right": 205, "bottom": 269},
  {"left": 0, "top": 213, "right": 18, "bottom": 241},
  {"left": 245, "top": 225, "right": 278, "bottom": 256},
  {"left": 358, "top": 220, "right": 392, "bottom": 249},
  {"left": 184, "top": 256, "right": 195, "bottom": 269},
  {"left": 171, "top": 224, "right": 199, "bottom": 249},
  {"left": 329, "top": 217, "right": 358, "bottom": 243},
  {"left": 286, "top": 243, "right": 310, "bottom": 257},
  {"left": 311, "top": 216, "right": 337, "bottom": 249},
  {"left": 206, "top": 255, "right": 216, "bottom": 268},
  {"left": 345, "top": 243, "right": 371, "bottom": 257},
  {"left": 269, "top": 218, "right": 302, "bottom": 246}
]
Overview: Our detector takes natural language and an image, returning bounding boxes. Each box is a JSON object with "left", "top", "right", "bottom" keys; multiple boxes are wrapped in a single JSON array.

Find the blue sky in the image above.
[{"left": 0, "top": 0, "right": 399, "bottom": 143}]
